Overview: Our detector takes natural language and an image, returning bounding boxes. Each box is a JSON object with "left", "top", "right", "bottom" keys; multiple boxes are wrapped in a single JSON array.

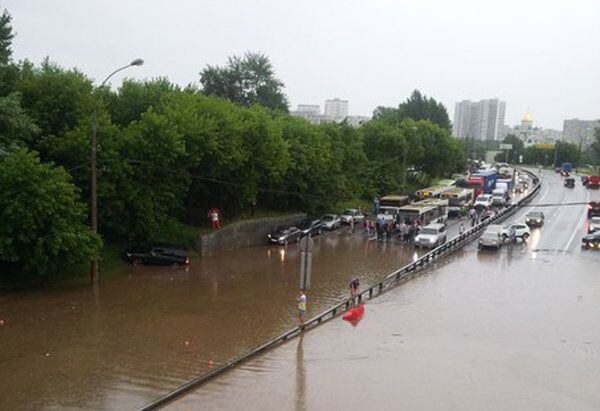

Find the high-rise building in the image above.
[
  {"left": 452, "top": 98, "right": 506, "bottom": 141},
  {"left": 563, "top": 119, "right": 600, "bottom": 147},
  {"left": 324, "top": 98, "right": 349, "bottom": 121}
]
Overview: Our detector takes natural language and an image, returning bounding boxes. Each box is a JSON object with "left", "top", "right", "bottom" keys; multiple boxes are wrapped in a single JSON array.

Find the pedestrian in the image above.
[
  {"left": 468, "top": 207, "right": 477, "bottom": 227},
  {"left": 386, "top": 221, "right": 394, "bottom": 243},
  {"left": 373, "top": 196, "right": 380, "bottom": 215},
  {"left": 459, "top": 222, "right": 465, "bottom": 235},
  {"left": 208, "top": 208, "right": 221, "bottom": 230},
  {"left": 349, "top": 277, "right": 360, "bottom": 305},
  {"left": 297, "top": 290, "right": 307, "bottom": 328},
  {"left": 376, "top": 219, "right": 384, "bottom": 241},
  {"left": 399, "top": 220, "right": 406, "bottom": 243},
  {"left": 349, "top": 217, "right": 355, "bottom": 233}
]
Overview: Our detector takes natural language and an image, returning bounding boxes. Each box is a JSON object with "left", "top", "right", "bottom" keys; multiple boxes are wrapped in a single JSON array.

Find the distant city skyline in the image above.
[{"left": 4, "top": 0, "right": 600, "bottom": 130}]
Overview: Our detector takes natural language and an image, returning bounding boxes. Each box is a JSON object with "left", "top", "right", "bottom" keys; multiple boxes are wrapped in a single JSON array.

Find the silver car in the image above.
[
  {"left": 478, "top": 224, "right": 504, "bottom": 249},
  {"left": 321, "top": 214, "right": 341, "bottom": 230},
  {"left": 589, "top": 217, "right": 600, "bottom": 233}
]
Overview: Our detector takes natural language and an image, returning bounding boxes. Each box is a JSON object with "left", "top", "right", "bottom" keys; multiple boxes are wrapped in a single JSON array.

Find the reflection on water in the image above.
[
  {"left": 295, "top": 335, "right": 306, "bottom": 411},
  {"left": 0, "top": 227, "right": 435, "bottom": 410}
]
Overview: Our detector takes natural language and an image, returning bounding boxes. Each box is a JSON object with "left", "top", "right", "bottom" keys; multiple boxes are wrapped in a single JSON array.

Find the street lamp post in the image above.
[{"left": 90, "top": 58, "right": 144, "bottom": 285}]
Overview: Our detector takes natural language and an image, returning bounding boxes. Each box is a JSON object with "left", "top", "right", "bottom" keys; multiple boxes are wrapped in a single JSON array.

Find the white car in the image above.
[
  {"left": 503, "top": 223, "right": 531, "bottom": 240},
  {"left": 321, "top": 214, "right": 341, "bottom": 230},
  {"left": 589, "top": 217, "right": 600, "bottom": 233},
  {"left": 340, "top": 209, "right": 365, "bottom": 224},
  {"left": 415, "top": 223, "right": 447, "bottom": 249},
  {"left": 474, "top": 194, "right": 493, "bottom": 208}
]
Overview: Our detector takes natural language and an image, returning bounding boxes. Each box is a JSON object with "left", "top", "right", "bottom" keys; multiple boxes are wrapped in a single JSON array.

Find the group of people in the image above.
[
  {"left": 467, "top": 206, "right": 492, "bottom": 227},
  {"left": 363, "top": 217, "right": 424, "bottom": 243}
]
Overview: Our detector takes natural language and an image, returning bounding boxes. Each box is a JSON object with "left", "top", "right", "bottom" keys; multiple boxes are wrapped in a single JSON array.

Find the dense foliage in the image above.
[
  {"left": 0, "top": 9, "right": 465, "bottom": 282},
  {"left": 373, "top": 90, "right": 452, "bottom": 130}
]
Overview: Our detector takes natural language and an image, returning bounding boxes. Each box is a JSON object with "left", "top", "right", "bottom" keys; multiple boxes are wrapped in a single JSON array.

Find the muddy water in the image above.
[
  {"left": 0, "top": 226, "right": 439, "bottom": 410},
  {"left": 169, "top": 171, "right": 600, "bottom": 410}
]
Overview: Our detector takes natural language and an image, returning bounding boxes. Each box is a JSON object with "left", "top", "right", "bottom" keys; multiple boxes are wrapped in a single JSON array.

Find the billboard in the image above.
[{"left": 534, "top": 143, "right": 555, "bottom": 150}]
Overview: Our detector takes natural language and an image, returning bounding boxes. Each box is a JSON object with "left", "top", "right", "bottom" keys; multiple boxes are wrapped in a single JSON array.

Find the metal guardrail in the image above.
[{"left": 139, "top": 169, "right": 541, "bottom": 411}]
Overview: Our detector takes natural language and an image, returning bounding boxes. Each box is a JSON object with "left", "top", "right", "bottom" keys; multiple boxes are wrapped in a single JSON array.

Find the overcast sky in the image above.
[{"left": 4, "top": 0, "right": 600, "bottom": 129}]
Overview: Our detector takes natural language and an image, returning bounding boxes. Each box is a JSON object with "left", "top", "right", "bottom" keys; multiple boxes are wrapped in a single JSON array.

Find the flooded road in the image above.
[
  {"left": 0, "top": 213, "right": 457, "bottom": 410},
  {"left": 168, "top": 170, "right": 600, "bottom": 410}
]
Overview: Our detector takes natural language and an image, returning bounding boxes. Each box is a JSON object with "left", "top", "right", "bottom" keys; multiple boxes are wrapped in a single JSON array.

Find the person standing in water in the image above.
[{"left": 297, "top": 290, "right": 307, "bottom": 328}]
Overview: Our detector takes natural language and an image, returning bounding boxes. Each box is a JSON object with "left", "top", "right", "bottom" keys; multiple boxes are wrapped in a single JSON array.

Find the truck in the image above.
[
  {"left": 498, "top": 166, "right": 514, "bottom": 180},
  {"left": 496, "top": 178, "right": 513, "bottom": 192},
  {"left": 561, "top": 163, "right": 573, "bottom": 173},
  {"left": 492, "top": 187, "right": 507, "bottom": 206},
  {"left": 467, "top": 169, "right": 497, "bottom": 198}
]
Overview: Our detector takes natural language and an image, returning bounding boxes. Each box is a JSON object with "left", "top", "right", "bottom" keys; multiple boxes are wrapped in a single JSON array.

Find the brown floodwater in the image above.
[
  {"left": 168, "top": 171, "right": 600, "bottom": 410},
  {"left": 0, "top": 222, "right": 452, "bottom": 410}
]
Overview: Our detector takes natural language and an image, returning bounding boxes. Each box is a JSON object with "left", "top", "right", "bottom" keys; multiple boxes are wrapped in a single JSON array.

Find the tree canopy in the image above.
[
  {"left": 373, "top": 89, "right": 451, "bottom": 130},
  {"left": 199, "top": 52, "right": 289, "bottom": 112}
]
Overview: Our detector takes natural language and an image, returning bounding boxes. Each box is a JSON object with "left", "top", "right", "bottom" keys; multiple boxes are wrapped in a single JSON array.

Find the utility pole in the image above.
[
  {"left": 553, "top": 141, "right": 559, "bottom": 168},
  {"left": 90, "top": 59, "right": 144, "bottom": 285}
]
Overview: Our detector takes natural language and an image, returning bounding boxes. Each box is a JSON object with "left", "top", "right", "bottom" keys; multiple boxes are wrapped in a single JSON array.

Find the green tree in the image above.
[
  {"left": 0, "top": 147, "right": 101, "bottom": 282},
  {"left": 589, "top": 127, "right": 600, "bottom": 166},
  {"left": 554, "top": 141, "right": 580, "bottom": 167},
  {"left": 494, "top": 134, "right": 524, "bottom": 163},
  {"left": 0, "top": 9, "right": 14, "bottom": 65},
  {"left": 373, "top": 90, "right": 451, "bottom": 130},
  {"left": 0, "top": 92, "right": 40, "bottom": 147},
  {"left": 15, "top": 59, "right": 93, "bottom": 158},
  {"left": 106, "top": 77, "right": 179, "bottom": 127},
  {"left": 200, "top": 52, "right": 289, "bottom": 112}
]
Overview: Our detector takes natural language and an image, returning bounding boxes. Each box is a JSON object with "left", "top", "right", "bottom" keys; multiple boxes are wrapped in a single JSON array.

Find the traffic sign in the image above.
[{"left": 299, "top": 236, "right": 314, "bottom": 290}]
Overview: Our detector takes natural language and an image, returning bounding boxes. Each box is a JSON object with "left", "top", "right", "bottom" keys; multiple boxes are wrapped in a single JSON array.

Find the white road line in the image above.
[{"left": 563, "top": 187, "right": 591, "bottom": 252}]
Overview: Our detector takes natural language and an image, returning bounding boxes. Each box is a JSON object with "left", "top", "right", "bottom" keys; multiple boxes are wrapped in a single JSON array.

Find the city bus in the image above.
[
  {"left": 441, "top": 187, "right": 474, "bottom": 207},
  {"left": 415, "top": 185, "right": 454, "bottom": 200},
  {"left": 397, "top": 198, "right": 448, "bottom": 225}
]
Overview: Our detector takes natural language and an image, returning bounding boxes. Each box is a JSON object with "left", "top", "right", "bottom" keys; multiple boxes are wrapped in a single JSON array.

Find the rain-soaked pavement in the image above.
[{"left": 2, "top": 170, "right": 599, "bottom": 410}]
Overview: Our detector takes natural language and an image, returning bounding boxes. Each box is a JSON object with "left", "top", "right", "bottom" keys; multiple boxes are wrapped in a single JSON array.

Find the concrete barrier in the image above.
[{"left": 196, "top": 213, "right": 306, "bottom": 256}]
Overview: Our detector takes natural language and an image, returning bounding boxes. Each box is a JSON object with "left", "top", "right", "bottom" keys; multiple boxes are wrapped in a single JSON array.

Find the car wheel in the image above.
[
  {"left": 173, "top": 262, "right": 179, "bottom": 267},
  {"left": 522, "top": 233, "right": 529, "bottom": 240},
  {"left": 134, "top": 258, "right": 142, "bottom": 265}
]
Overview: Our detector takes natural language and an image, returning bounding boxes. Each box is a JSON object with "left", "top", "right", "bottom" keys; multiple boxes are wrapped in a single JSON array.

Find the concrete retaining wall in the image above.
[{"left": 196, "top": 213, "right": 306, "bottom": 256}]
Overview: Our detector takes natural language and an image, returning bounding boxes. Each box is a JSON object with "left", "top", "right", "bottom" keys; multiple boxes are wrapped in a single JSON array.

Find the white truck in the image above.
[{"left": 492, "top": 187, "right": 507, "bottom": 206}]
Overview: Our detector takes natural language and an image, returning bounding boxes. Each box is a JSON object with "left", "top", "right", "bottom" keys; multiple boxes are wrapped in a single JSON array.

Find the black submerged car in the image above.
[
  {"left": 126, "top": 243, "right": 189, "bottom": 265},
  {"left": 298, "top": 218, "right": 323, "bottom": 236},
  {"left": 267, "top": 225, "right": 302, "bottom": 245}
]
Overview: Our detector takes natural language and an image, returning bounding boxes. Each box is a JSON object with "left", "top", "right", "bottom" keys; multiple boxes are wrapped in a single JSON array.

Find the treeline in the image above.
[{"left": 0, "top": 10, "right": 465, "bottom": 281}]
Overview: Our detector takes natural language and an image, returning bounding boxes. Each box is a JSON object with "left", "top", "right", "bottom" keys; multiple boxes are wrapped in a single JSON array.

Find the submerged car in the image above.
[
  {"left": 298, "top": 218, "right": 323, "bottom": 236},
  {"left": 267, "top": 225, "right": 302, "bottom": 245},
  {"left": 321, "top": 214, "right": 341, "bottom": 230},
  {"left": 525, "top": 211, "right": 545, "bottom": 227},
  {"left": 126, "top": 243, "right": 189, "bottom": 265},
  {"left": 582, "top": 231, "right": 600, "bottom": 249}
]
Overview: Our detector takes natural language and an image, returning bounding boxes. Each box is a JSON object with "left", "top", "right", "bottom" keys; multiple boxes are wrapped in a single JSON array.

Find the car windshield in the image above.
[
  {"left": 591, "top": 217, "right": 600, "bottom": 224},
  {"left": 322, "top": 215, "right": 334, "bottom": 221},
  {"left": 273, "top": 226, "right": 289, "bottom": 234},
  {"left": 342, "top": 210, "right": 355, "bottom": 216},
  {"left": 526, "top": 212, "right": 542, "bottom": 218},
  {"left": 477, "top": 195, "right": 491, "bottom": 201},
  {"left": 420, "top": 228, "right": 438, "bottom": 235}
]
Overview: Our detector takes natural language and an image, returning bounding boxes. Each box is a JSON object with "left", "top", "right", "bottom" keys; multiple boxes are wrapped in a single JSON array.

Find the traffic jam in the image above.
[{"left": 266, "top": 161, "right": 600, "bottom": 253}]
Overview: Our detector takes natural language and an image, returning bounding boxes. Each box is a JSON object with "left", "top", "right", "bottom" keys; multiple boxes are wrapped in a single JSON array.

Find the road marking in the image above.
[{"left": 563, "top": 186, "right": 591, "bottom": 252}]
